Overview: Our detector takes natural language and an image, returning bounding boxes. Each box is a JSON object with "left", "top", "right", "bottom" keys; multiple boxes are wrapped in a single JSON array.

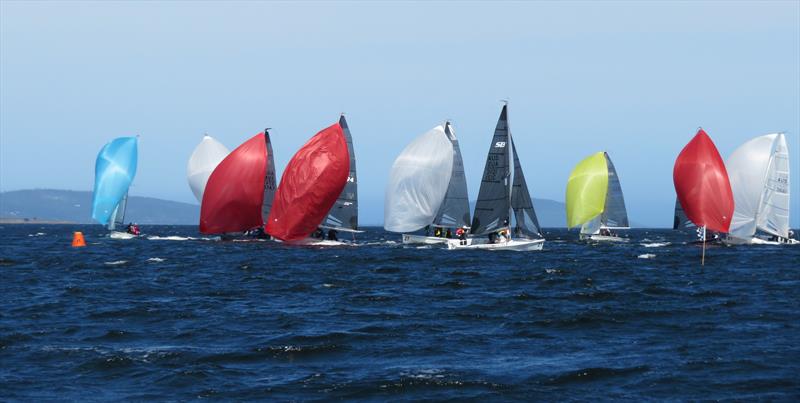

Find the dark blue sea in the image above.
[{"left": 1, "top": 224, "right": 799, "bottom": 400}]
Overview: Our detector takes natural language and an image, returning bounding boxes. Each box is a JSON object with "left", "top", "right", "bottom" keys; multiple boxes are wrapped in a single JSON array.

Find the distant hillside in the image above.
[{"left": 0, "top": 189, "right": 199, "bottom": 225}]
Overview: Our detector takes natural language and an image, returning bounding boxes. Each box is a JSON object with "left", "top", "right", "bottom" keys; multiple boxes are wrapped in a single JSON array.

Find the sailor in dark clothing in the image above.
[
  {"left": 445, "top": 229, "right": 452, "bottom": 238},
  {"left": 312, "top": 228, "right": 324, "bottom": 239},
  {"left": 327, "top": 229, "right": 338, "bottom": 241}
]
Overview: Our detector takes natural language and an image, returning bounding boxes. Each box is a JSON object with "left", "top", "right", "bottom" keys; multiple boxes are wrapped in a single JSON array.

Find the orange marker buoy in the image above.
[{"left": 71, "top": 231, "right": 86, "bottom": 247}]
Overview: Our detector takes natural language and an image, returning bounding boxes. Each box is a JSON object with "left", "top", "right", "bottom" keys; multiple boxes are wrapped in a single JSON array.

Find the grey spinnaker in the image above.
[
  {"left": 432, "top": 122, "right": 471, "bottom": 228},
  {"left": 673, "top": 197, "right": 694, "bottom": 230},
  {"left": 261, "top": 129, "right": 277, "bottom": 224},
  {"left": 109, "top": 193, "right": 128, "bottom": 231},
  {"left": 510, "top": 136, "right": 542, "bottom": 238},
  {"left": 322, "top": 115, "right": 358, "bottom": 231},
  {"left": 600, "top": 152, "right": 629, "bottom": 228},
  {"left": 471, "top": 105, "right": 512, "bottom": 235}
]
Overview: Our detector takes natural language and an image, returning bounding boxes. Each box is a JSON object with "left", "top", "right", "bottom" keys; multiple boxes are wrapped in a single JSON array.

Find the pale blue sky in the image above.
[{"left": 1, "top": 1, "right": 798, "bottom": 227}]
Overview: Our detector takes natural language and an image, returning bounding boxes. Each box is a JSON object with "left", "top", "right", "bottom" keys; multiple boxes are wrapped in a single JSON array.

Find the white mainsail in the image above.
[
  {"left": 384, "top": 125, "right": 454, "bottom": 233},
  {"left": 727, "top": 133, "right": 790, "bottom": 239},
  {"left": 187, "top": 135, "right": 230, "bottom": 203}
]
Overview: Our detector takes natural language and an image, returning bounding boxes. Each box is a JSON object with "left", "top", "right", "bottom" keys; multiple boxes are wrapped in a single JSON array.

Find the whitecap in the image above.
[
  {"left": 147, "top": 257, "right": 165, "bottom": 262},
  {"left": 104, "top": 260, "right": 128, "bottom": 265},
  {"left": 28, "top": 232, "right": 46, "bottom": 237},
  {"left": 638, "top": 254, "right": 656, "bottom": 259},
  {"left": 147, "top": 236, "right": 193, "bottom": 241},
  {"left": 641, "top": 242, "right": 670, "bottom": 248}
]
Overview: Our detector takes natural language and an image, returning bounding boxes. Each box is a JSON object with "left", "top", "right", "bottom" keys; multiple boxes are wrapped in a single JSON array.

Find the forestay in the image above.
[
  {"left": 727, "top": 133, "right": 790, "bottom": 239},
  {"left": 384, "top": 126, "right": 454, "bottom": 233}
]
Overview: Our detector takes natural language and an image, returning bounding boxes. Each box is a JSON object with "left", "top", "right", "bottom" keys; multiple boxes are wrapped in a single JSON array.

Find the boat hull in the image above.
[
  {"left": 579, "top": 234, "right": 628, "bottom": 243},
  {"left": 447, "top": 238, "right": 544, "bottom": 251},
  {"left": 724, "top": 235, "right": 800, "bottom": 246},
  {"left": 402, "top": 234, "right": 457, "bottom": 245},
  {"left": 109, "top": 231, "right": 138, "bottom": 239}
]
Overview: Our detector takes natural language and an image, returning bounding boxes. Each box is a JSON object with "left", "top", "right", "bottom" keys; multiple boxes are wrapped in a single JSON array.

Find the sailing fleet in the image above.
[{"left": 89, "top": 105, "right": 798, "bottom": 250}]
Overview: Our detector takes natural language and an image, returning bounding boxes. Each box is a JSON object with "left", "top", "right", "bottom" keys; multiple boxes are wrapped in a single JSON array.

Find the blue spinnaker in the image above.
[{"left": 91, "top": 137, "right": 138, "bottom": 225}]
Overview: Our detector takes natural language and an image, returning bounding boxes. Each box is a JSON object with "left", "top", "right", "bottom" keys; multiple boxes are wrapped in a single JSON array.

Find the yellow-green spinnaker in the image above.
[{"left": 566, "top": 152, "right": 609, "bottom": 228}]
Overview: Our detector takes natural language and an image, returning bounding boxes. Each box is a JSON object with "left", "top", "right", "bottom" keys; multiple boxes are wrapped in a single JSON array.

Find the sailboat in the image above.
[
  {"left": 317, "top": 115, "right": 363, "bottom": 240},
  {"left": 91, "top": 136, "right": 138, "bottom": 239},
  {"left": 384, "top": 121, "right": 470, "bottom": 245},
  {"left": 566, "top": 152, "right": 629, "bottom": 242},
  {"left": 673, "top": 128, "right": 734, "bottom": 262},
  {"left": 449, "top": 104, "right": 545, "bottom": 251},
  {"left": 265, "top": 118, "right": 353, "bottom": 243},
  {"left": 187, "top": 134, "right": 230, "bottom": 203},
  {"left": 199, "top": 130, "right": 276, "bottom": 236},
  {"left": 724, "top": 133, "right": 797, "bottom": 245}
]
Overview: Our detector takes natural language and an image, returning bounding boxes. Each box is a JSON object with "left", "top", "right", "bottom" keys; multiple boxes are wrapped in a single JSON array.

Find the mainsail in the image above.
[
  {"left": 384, "top": 125, "right": 454, "bottom": 233},
  {"left": 200, "top": 131, "right": 273, "bottom": 234},
  {"left": 672, "top": 197, "right": 694, "bottom": 230},
  {"left": 266, "top": 123, "right": 350, "bottom": 241},
  {"left": 432, "top": 122, "right": 471, "bottom": 229},
  {"left": 727, "top": 133, "right": 790, "bottom": 239},
  {"left": 321, "top": 115, "right": 359, "bottom": 232},
  {"left": 471, "top": 105, "right": 512, "bottom": 235},
  {"left": 262, "top": 130, "right": 277, "bottom": 224},
  {"left": 600, "top": 152, "right": 629, "bottom": 228},
  {"left": 672, "top": 128, "right": 734, "bottom": 233},
  {"left": 109, "top": 193, "right": 128, "bottom": 231},
  {"left": 510, "top": 136, "right": 542, "bottom": 238},
  {"left": 92, "top": 137, "right": 138, "bottom": 229},
  {"left": 187, "top": 135, "right": 230, "bottom": 203}
]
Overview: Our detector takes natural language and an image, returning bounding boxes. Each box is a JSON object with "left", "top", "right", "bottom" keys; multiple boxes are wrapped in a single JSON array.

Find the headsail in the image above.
[
  {"left": 672, "top": 128, "right": 734, "bottom": 233},
  {"left": 384, "top": 125, "right": 454, "bottom": 233},
  {"left": 200, "top": 132, "right": 269, "bottom": 234},
  {"left": 321, "top": 115, "right": 359, "bottom": 231},
  {"left": 600, "top": 152, "right": 629, "bottom": 228},
  {"left": 565, "top": 152, "right": 608, "bottom": 229},
  {"left": 510, "top": 136, "right": 542, "bottom": 238},
  {"left": 727, "top": 133, "right": 790, "bottom": 239},
  {"left": 471, "top": 105, "right": 512, "bottom": 235},
  {"left": 92, "top": 137, "right": 138, "bottom": 227},
  {"left": 266, "top": 123, "right": 350, "bottom": 241},
  {"left": 432, "top": 122, "right": 471, "bottom": 229},
  {"left": 187, "top": 135, "right": 230, "bottom": 203}
]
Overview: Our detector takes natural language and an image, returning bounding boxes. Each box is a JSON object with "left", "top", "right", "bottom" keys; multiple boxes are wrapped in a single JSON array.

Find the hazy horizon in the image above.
[{"left": 2, "top": 1, "right": 799, "bottom": 228}]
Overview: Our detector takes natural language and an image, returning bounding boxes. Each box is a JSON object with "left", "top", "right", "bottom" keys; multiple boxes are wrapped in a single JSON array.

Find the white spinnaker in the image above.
[
  {"left": 384, "top": 126, "right": 454, "bottom": 233},
  {"left": 187, "top": 135, "right": 230, "bottom": 203},
  {"left": 727, "top": 133, "right": 790, "bottom": 239}
]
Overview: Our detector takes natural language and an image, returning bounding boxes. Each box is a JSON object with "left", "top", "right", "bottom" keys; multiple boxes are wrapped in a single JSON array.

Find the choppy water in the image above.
[{"left": 1, "top": 224, "right": 799, "bottom": 400}]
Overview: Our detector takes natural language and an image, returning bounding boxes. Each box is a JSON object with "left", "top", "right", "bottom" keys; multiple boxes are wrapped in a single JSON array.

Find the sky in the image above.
[{"left": 1, "top": 1, "right": 798, "bottom": 227}]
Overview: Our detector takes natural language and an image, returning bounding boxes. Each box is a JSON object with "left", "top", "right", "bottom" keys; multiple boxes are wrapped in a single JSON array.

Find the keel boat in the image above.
[
  {"left": 92, "top": 136, "right": 139, "bottom": 238},
  {"left": 450, "top": 104, "right": 544, "bottom": 251},
  {"left": 725, "top": 133, "right": 797, "bottom": 245},
  {"left": 385, "top": 122, "right": 470, "bottom": 245},
  {"left": 566, "top": 152, "right": 629, "bottom": 242}
]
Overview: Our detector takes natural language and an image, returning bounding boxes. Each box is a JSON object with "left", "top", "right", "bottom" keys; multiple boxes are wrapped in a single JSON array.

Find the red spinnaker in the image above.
[
  {"left": 266, "top": 123, "right": 349, "bottom": 241},
  {"left": 673, "top": 129, "right": 734, "bottom": 233},
  {"left": 200, "top": 132, "right": 267, "bottom": 234}
]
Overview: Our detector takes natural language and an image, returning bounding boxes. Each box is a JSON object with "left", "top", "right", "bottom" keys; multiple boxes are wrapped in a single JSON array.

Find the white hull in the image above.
[
  {"left": 402, "top": 234, "right": 454, "bottom": 245},
  {"left": 281, "top": 238, "right": 352, "bottom": 247},
  {"left": 447, "top": 238, "right": 544, "bottom": 251},
  {"left": 579, "top": 234, "right": 628, "bottom": 242},
  {"left": 109, "top": 231, "right": 138, "bottom": 239},
  {"left": 724, "top": 235, "right": 799, "bottom": 246}
]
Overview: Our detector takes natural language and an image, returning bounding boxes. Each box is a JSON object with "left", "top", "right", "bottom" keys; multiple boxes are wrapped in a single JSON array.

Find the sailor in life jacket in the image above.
[
  {"left": 455, "top": 227, "right": 467, "bottom": 245},
  {"left": 434, "top": 227, "right": 443, "bottom": 237}
]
